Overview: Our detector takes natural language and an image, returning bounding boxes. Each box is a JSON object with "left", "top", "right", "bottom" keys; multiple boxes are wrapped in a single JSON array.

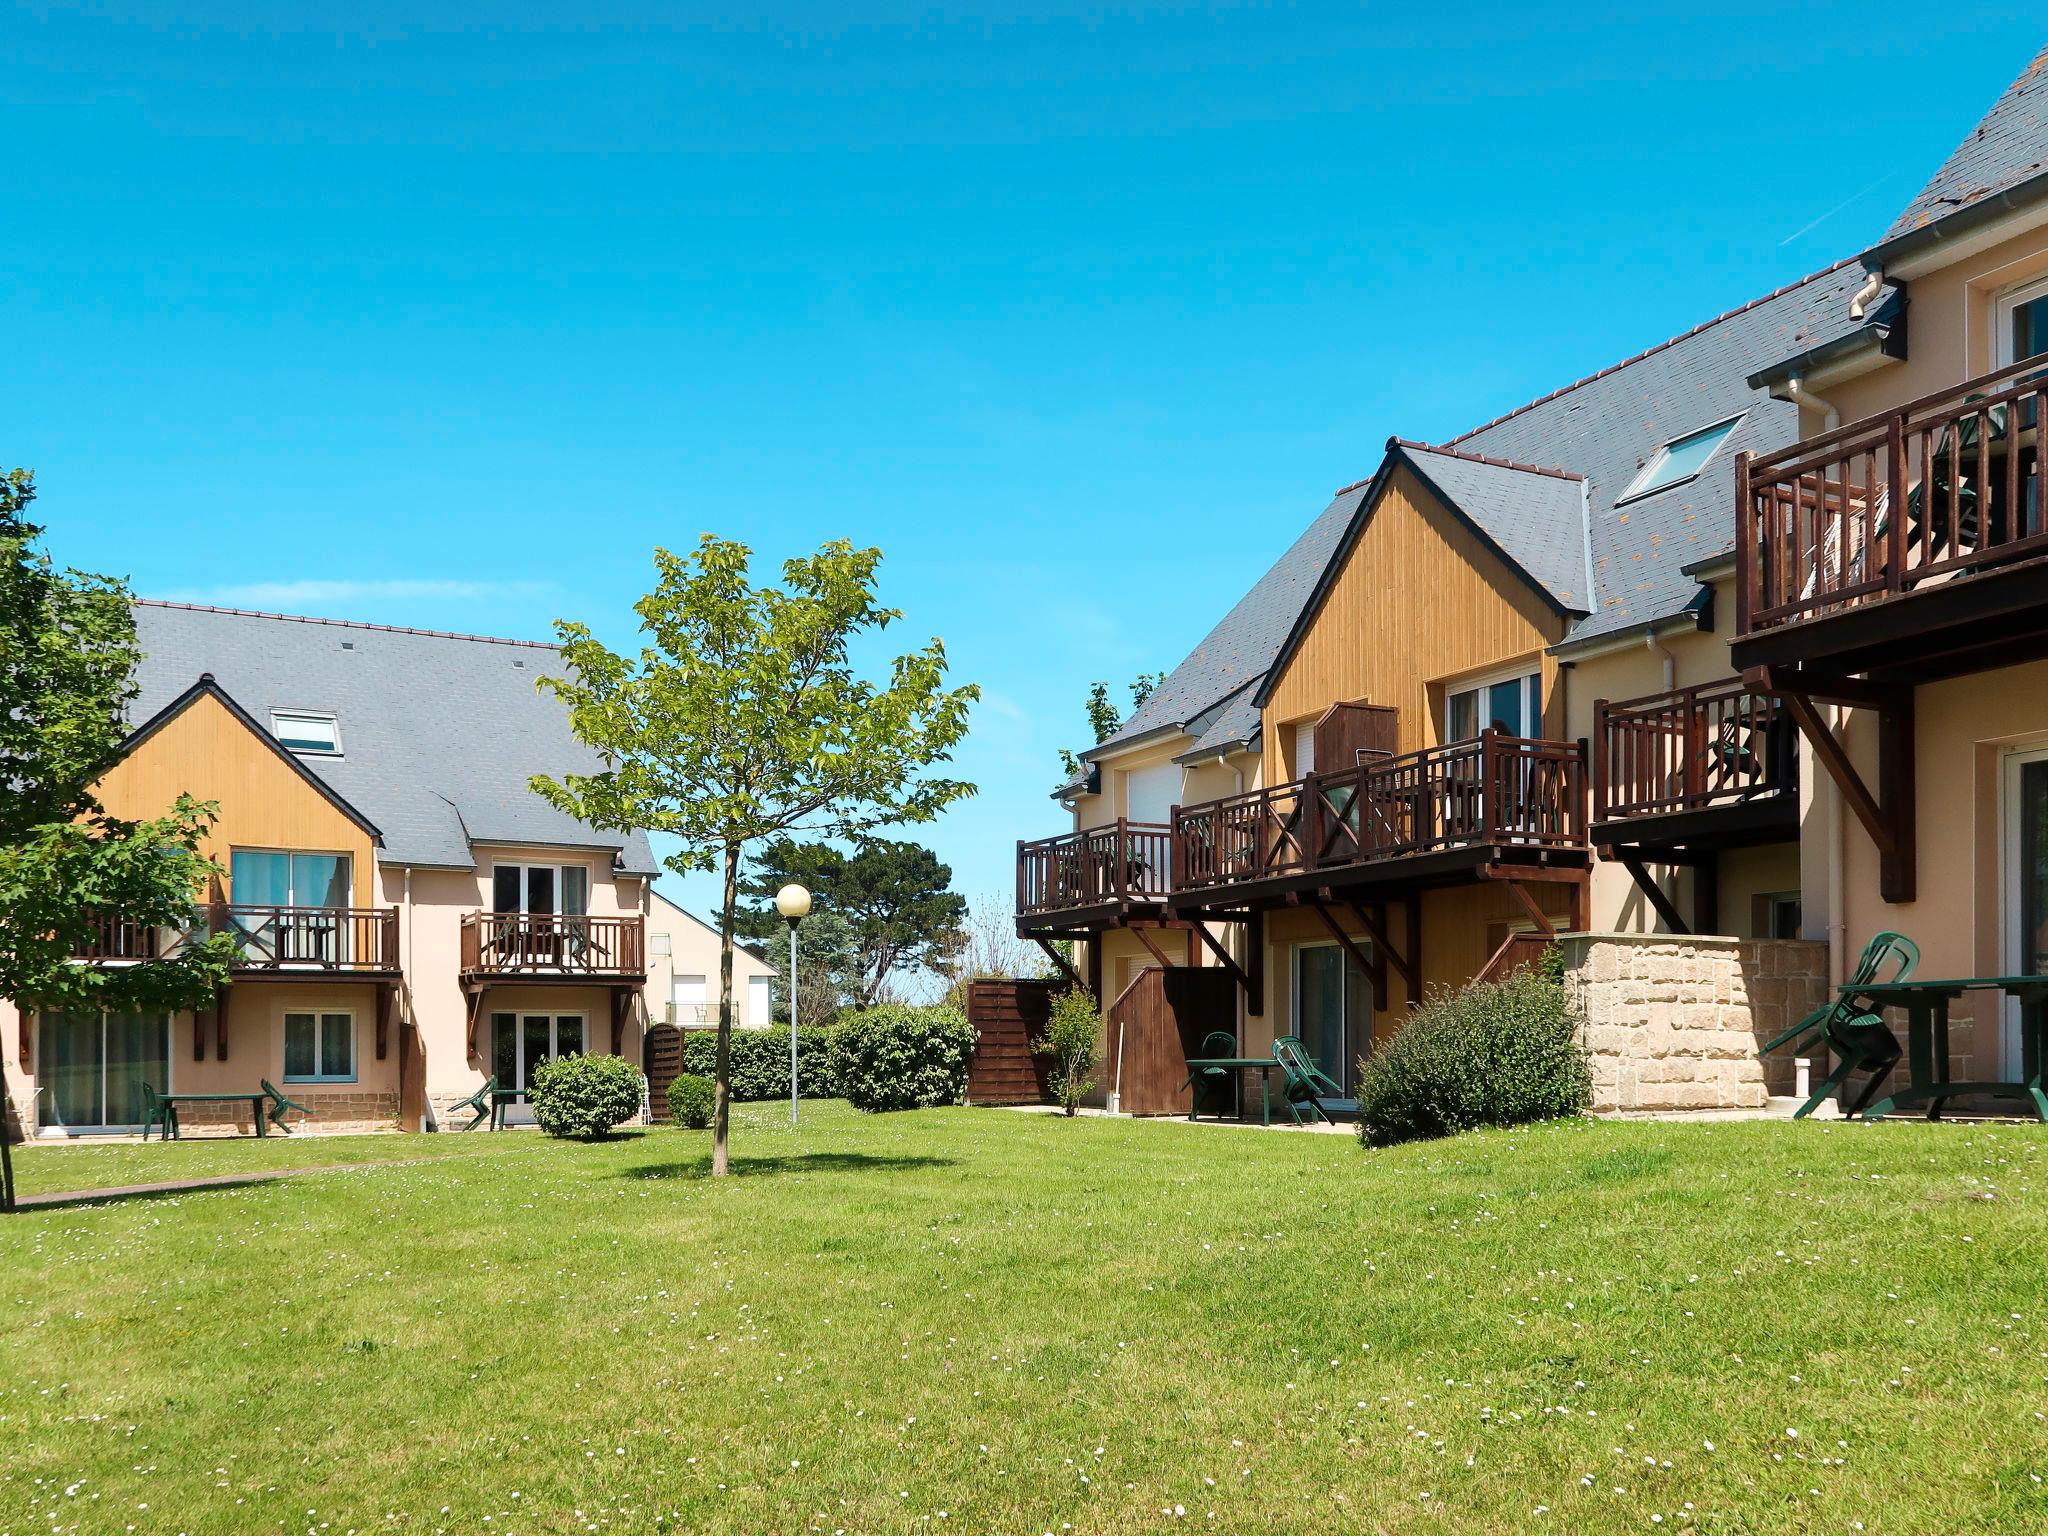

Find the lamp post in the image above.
[{"left": 774, "top": 883, "right": 813, "bottom": 1125}]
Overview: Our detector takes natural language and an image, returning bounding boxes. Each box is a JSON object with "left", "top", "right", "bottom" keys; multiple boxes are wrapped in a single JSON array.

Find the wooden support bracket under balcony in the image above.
[{"left": 1760, "top": 664, "right": 1916, "bottom": 904}]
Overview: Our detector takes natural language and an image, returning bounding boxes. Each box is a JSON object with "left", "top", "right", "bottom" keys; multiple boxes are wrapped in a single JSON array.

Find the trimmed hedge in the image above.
[
  {"left": 667, "top": 1072, "right": 714, "bottom": 1129},
  {"left": 1356, "top": 968, "right": 1590, "bottom": 1148},
  {"left": 529, "top": 1053, "right": 645, "bottom": 1140},
  {"left": 829, "top": 1003, "right": 977, "bottom": 1113},
  {"left": 680, "top": 1025, "right": 840, "bottom": 1101}
]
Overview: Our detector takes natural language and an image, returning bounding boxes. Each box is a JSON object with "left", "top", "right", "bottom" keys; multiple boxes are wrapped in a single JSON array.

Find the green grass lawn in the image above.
[{"left": 4, "top": 1105, "right": 2047, "bottom": 1535}]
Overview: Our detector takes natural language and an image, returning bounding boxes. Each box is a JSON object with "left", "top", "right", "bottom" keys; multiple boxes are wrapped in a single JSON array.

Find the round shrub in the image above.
[
  {"left": 1356, "top": 968, "right": 1590, "bottom": 1148},
  {"left": 829, "top": 1003, "right": 977, "bottom": 1113},
  {"left": 529, "top": 1053, "right": 644, "bottom": 1140},
  {"left": 667, "top": 1071, "right": 715, "bottom": 1130},
  {"left": 680, "top": 1025, "right": 840, "bottom": 1101}
]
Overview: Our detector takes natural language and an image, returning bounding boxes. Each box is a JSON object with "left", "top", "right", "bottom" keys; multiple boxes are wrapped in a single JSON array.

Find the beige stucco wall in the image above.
[
  {"left": 1807, "top": 658, "right": 2048, "bottom": 1085},
  {"left": 1562, "top": 934, "right": 1826, "bottom": 1112},
  {"left": 1824, "top": 221, "right": 2048, "bottom": 431},
  {"left": 642, "top": 890, "right": 774, "bottom": 1029}
]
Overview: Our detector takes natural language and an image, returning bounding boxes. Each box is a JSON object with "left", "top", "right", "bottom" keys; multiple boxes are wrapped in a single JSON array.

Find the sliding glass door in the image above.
[
  {"left": 2007, "top": 751, "right": 2048, "bottom": 1072},
  {"left": 35, "top": 1010, "right": 170, "bottom": 1131},
  {"left": 1292, "top": 942, "right": 1372, "bottom": 1092}
]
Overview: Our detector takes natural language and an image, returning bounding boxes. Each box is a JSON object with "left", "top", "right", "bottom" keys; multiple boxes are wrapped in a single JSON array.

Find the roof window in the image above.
[
  {"left": 271, "top": 710, "right": 341, "bottom": 756},
  {"left": 1618, "top": 417, "right": 1740, "bottom": 503}
]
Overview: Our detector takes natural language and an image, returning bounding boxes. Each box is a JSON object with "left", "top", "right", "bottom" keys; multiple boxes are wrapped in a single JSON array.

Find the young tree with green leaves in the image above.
[
  {"left": 738, "top": 836, "right": 966, "bottom": 1006},
  {"left": 1058, "top": 672, "right": 1166, "bottom": 777},
  {"left": 530, "top": 535, "right": 977, "bottom": 1176},
  {"left": 0, "top": 469, "right": 235, "bottom": 1208}
]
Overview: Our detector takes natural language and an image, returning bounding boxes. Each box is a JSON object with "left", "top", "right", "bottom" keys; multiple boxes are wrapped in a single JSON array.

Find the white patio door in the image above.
[
  {"left": 2004, "top": 748, "right": 2048, "bottom": 1072},
  {"left": 490, "top": 1012, "right": 587, "bottom": 1121}
]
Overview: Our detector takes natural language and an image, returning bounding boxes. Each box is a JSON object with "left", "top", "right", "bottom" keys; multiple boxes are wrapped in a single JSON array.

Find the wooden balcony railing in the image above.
[
  {"left": 1736, "top": 349, "right": 2048, "bottom": 635},
  {"left": 73, "top": 904, "right": 400, "bottom": 971},
  {"left": 460, "top": 912, "right": 646, "bottom": 977},
  {"left": 225, "top": 905, "right": 399, "bottom": 972},
  {"left": 1015, "top": 819, "right": 1174, "bottom": 919},
  {"left": 1592, "top": 679, "right": 1794, "bottom": 821},
  {"left": 75, "top": 914, "right": 164, "bottom": 961},
  {"left": 1171, "top": 731, "right": 1586, "bottom": 894}
]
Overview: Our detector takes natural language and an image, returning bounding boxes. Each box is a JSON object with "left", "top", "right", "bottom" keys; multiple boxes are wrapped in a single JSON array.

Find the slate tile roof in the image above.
[
  {"left": 1392, "top": 442, "right": 1591, "bottom": 615},
  {"left": 129, "top": 600, "right": 660, "bottom": 875},
  {"left": 1447, "top": 259, "right": 1878, "bottom": 646},
  {"left": 1881, "top": 44, "right": 2048, "bottom": 246},
  {"left": 1074, "top": 480, "right": 1366, "bottom": 763}
]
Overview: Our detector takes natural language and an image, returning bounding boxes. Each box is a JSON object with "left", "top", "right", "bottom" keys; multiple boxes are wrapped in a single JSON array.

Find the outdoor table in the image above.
[
  {"left": 1180, "top": 1056, "right": 1281, "bottom": 1126},
  {"left": 1851, "top": 976, "right": 2048, "bottom": 1121},
  {"left": 145, "top": 1091, "right": 273, "bottom": 1141}
]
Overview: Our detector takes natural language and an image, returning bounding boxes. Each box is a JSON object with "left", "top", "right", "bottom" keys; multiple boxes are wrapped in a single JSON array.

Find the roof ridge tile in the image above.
[{"left": 133, "top": 597, "right": 559, "bottom": 651}]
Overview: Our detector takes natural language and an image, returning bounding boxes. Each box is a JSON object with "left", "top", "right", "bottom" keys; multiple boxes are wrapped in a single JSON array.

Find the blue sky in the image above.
[{"left": 7, "top": 3, "right": 2039, "bottom": 931}]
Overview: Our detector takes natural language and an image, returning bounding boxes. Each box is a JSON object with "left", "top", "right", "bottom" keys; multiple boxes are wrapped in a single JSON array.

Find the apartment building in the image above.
[
  {"left": 1018, "top": 44, "right": 2048, "bottom": 1111},
  {"left": 2, "top": 600, "right": 770, "bottom": 1137}
]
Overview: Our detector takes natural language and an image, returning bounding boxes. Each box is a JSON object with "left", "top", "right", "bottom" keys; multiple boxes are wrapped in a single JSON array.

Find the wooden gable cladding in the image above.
[
  {"left": 1261, "top": 462, "right": 1570, "bottom": 763},
  {"left": 1312, "top": 699, "right": 1398, "bottom": 773},
  {"left": 97, "top": 686, "right": 378, "bottom": 905}
]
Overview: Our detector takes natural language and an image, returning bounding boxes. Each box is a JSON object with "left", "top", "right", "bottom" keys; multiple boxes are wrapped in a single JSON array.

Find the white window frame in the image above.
[
  {"left": 489, "top": 1010, "right": 588, "bottom": 1091},
  {"left": 231, "top": 847, "right": 355, "bottom": 908},
  {"left": 491, "top": 861, "right": 591, "bottom": 915},
  {"left": 1445, "top": 661, "right": 1544, "bottom": 742},
  {"left": 1615, "top": 414, "right": 1744, "bottom": 505},
  {"left": 2000, "top": 743, "right": 2048, "bottom": 1074},
  {"left": 1995, "top": 273, "right": 2048, "bottom": 368},
  {"left": 33, "top": 1008, "right": 173, "bottom": 1134},
  {"left": 270, "top": 709, "right": 341, "bottom": 756},
  {"left": 282, "top": 1008, "right": 356, "bottom": 1084}
]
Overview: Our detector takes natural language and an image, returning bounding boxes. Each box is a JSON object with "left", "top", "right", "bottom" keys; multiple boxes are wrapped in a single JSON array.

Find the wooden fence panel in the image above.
[
  {"left": 966, "top": 979, "right": 1058, "bottom": 1106},
  {"left": 644, "top": 1023, "right": 685, "bottom": 1121}
]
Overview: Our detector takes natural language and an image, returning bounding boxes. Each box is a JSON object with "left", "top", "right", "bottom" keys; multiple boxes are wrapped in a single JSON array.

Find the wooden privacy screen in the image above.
[
  {"left": 1106, "top": 966, "right": 1240, "bottom": 1116},
  {"left": 1314, "top": 699, "right": 1399, "bottom": 772},
  {"left": 643, "top": 1024, "right": 684, "bottom": 1120},
  {"left": 966, "top": 979, "right": 1059, "bottom": 1106}
]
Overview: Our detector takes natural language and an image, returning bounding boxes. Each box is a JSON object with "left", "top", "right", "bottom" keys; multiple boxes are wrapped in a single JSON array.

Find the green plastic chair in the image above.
[
  {"left": 1761, "top": 931, "right": 1919, "bottom": 1119},
  {"left": 450, "top": 1077, "right": 497, "bottom": 1132},
  {"left": 1271, "top": 1034, "right": 1359, "bottom": 1126},
  {"left": 260, "top": 1080, "right": 311, "bottom": 1134},
  {"left": 135, "top": 1081, "right": 175, "bottom": 1141},
  {"left": 1191, "top": 1029, "right": 1239, "bottom": 1120}
]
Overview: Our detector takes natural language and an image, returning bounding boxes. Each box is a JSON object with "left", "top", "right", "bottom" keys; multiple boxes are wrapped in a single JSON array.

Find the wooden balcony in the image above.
[
  {"left": 1591, "top": 679, "right": 1797, "bottom": 853},
  {"left": 1015, "top": 819, "right": 1173, "bottom": 934},
  {"left": 74, "top": 905, "right": 400, "bottom": 974},
  {"left": 1170, "top": 731, "right": 1588, "bottom": 906},
  {"left": 459, "top": 912, "right": 646, "bottom": 979},
  {"left": 1734, "top": 350, "right": 2048, "bottom": 680}
]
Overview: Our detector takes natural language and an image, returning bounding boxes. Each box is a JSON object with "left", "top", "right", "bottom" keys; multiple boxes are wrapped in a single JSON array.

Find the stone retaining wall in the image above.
[
  {"left": 1560, "top": 935, "right": 1827, "bottom": 1113},
  {"left": 172, "top": 1090, "right": 401, "bottom": 1137}
]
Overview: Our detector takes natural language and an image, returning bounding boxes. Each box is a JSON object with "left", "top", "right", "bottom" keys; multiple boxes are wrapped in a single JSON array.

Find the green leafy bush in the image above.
[
  {"left": 667, "top": 1071, "right": 715, "bottom": 1129},
  {"left": 1355, "top": 969, "right": 1590, "bottom": 1148},
  {"left": 829, "top": 1003, "right": 977, "bottom": 1113},
  {"left": 680, "top": 1025, "right": 840, "bottom": 1101},
  {"left": 1034, "top": 987, "right": 1100, "bottom": 1116},
  {"left": 529, "top": 1053, "right": 644, "bottom": 1140}
]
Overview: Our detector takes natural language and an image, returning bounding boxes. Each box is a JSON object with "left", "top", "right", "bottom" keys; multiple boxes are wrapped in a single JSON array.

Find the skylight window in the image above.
[
  {"left": 271, "top": 710, "right": 340, "bottom": 755},
  {"left": 1619, "top": 417, "right": 1739, "bottom": 502}
]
